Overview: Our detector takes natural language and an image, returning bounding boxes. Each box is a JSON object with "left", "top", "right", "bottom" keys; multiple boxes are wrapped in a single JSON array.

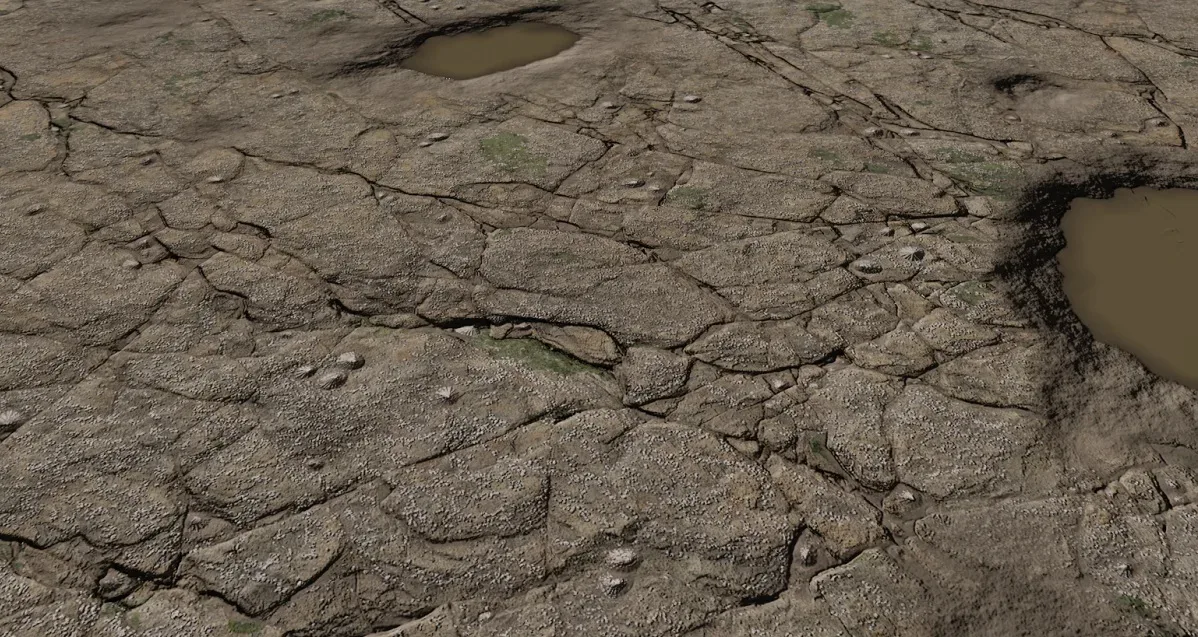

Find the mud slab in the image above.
[{"left": 2, "top": 0, "right": 1198, "bottom": 636}]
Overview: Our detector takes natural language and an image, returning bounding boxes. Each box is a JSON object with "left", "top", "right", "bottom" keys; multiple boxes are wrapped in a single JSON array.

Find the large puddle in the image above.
[
  {"left": 1058, "top": 187, "right": 1198, "bottom": 388},
  {"left": 400, "top": 23, "right": 579, "bottom": 80}
]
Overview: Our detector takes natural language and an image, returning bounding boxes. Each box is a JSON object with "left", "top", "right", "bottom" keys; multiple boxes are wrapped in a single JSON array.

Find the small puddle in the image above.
[
  {"left": 1057, "top": 187, "right": 1198, "bottom": 388},
  {"left": 400, "top": 22, "right": 579, "bottom": 80}
]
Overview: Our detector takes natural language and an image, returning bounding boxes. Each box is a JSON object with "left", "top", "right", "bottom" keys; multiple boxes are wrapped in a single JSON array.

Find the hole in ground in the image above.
[
  {"left": 1057, "top": 187, "right": 1198, "bottom": 389},
  {"left": 399, "top": 22, "right": 579, "bottom": 79}
]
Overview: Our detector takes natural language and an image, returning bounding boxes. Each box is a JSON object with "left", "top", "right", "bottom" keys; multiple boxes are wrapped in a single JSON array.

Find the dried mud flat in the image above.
[{"left": 2, "top": 0, "right": 1198, "bottom": 636}]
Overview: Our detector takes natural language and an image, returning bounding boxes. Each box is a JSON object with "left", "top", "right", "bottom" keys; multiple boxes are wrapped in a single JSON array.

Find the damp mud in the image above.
[
  {"left": 1058, "top": 187, "right": 1198, "bottom": 389},
  {"left": 400, "top": 22, "right": 580, "bottom": 79}
]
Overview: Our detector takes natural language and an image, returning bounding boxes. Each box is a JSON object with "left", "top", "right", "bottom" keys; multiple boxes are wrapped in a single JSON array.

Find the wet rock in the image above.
[
  {"left": 530, "top": 324, "right": 621, "bottom": 366},
  {"left": 912, "top": 308, "right": 1000, "bottom": 355},
  {"left": 811, "top": 548, "right": 931, "bottom": 637},
  {"left": 766, "top": 456, "right": 885, "bottom": 558},
  {"left": 180, "top": 508, "right": 344, "bottom": 616},
  {"left": 615, "top": 346, "right": 690, "bottom": 405},
  {"left": 685, "top": 321, "right": 835, "bottom": 372},
  {"left": 886, "top": 384, "right": 1044, "bottom": 497}
]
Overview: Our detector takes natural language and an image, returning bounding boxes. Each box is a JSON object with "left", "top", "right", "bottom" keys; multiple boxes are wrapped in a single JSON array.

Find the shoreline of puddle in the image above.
[{"left": 401, "top": 22, "right": 580, "bottom": 79}]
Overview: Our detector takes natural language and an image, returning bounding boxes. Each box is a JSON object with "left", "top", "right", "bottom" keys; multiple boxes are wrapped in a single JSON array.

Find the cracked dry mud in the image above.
[{"left": 2, "top": 0, "right": 1198, "bottom": 635}]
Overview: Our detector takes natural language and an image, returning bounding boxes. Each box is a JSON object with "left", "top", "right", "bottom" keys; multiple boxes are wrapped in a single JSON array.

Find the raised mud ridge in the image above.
[{"left": 2, "top": 0, "right": 1198, "bottom": 636}]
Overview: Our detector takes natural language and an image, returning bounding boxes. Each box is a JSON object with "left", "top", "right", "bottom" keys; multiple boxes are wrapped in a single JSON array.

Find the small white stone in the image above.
[
  {"left": 288, "top": 88, "right": 300, "bottom": 94},
  {"left": 600, "top": 575, "right": 626, "bottom": 596},
  {"left": 919, "top": 53, "right": 933, "bottom": 59},
  {"left": 881, "top": 54, "right": 893, "bottom": 59},
  {"left": 121, "top": 259, "right": 141, "bottom": 269},
  {"left": 335, "top": 351, "right": 365, "bottom": 370},
  {"left": 682, "top": 94, "right": 702, "bottom": 103},
  {"left": 418, "top": 141, "right": 433, "bottom": 148},
  {"left": 910, "top": 221, "right": 929, "bottom": 232},
  {"left": 427, "top": 132, "right": 450, "bottom": 141},
  {"left": 270, "top": 93, "right": 283, "bottom": 99},
  {"left": 25, "top": 204, "right": 43, "bottom": 215},
  {"left": 294, "top": 364, "right": 317, "bottom": 379},
  {"left": 477, "top": 612, "right": 493, "bottom": 622},
  {"left": 852, "top": 259, "right": 882, "bottom": 274},
  {"left": 436, "top": 386, "right": 455, "bottom": 401},
  {"left": 600, "top": 101, "right": 617, "bottom": 109},
  {"left": 622, "top": 178, "right": 644, "bottom": 188},
  {"left": 798, "top": 545, "right": 816, "bottom": 565},
  {"left": 454, "top": 325, "right": 478, "bottom": 337},
  {"left": 897, "top": 487, "right": 917, "bottom": 501},
  {"left": 605, "top": 547, "right": 638, "bottom": 567},
  {"left": 1004, "top": 113, "right": 1021, "bottom": 123},
  {"left": 205, "top": 176, "right": 224, "bottom": 183},
  {"left": 862, "top": 126, "right": 882, "bottom": 137},
  {"left": 0, "top": 409, "right": 26, "bottom": 428},
  {"left": 317, "top": 371, "right": 347, "bottom": 389}
]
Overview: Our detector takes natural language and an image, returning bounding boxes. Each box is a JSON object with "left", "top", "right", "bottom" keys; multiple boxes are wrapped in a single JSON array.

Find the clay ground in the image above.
[{"left": 2, "top": 0, "right": 1198, "bottom": 635}]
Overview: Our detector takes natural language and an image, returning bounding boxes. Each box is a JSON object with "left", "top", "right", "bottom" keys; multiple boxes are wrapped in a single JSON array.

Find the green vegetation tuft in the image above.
[
  {"left": 474, "top": 334, "right": 601, "bottom": 375},
  {"left": 228, "top": 619, "right": 263, "bottom": 634},
  {"left": 939, "top": 161, "right": 1024, "bottom": 199},
  {"left": 807, "top": 3, "right": 854, "bottom": 28},
  {"left": 19, "top": 133, "right": 39, "bottom": 141},
  {"left": 910, "top": 34, "right": 934, "bottom": 52},
  {"left": 873, "top": 31, "right": 902, "bottom": 47},
  {"left": 864, "top": 163, "right": 892, "bottom": 174},
  {"left": 1115, "top": 594, "right": 1155, "bottom": 619},
  {"left": 479, "top": 132, "right": 547, "bottom": 176},
  {"left": 666, "top": 185, "right": 709, "bottom": 211}
]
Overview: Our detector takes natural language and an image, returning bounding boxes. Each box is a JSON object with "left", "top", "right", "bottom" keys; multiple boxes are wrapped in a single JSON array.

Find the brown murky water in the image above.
[
  {"left": 1058, "top": 187, "right": 1198, "bottom": 388},
  {"left": 400, "top": 23, "right": 579, "bottom": 80}
]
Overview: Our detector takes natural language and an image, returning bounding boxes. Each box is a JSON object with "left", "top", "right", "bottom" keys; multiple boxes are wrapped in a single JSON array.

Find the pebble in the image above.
[
  {"left": 647, "top": 185, "right": 663, "bottom": 192},
  {"left": 121, "top": 259, "right": 141, "bottom": 270},
  {"left": 335, "top": 351, "right": 365, "bottom": 370},
  {"left": 427, "top": 132, "right": 450, "bottom": 141},
  {"left": 1004, "top": 113, "right": 1021, "bottom": 122},
  {"left": 899, "top": 128, "right": 920, "bottom": 137},
  {"left": 430, "top": 4, "right": 439, "bottom": 9},
  {"left": 605, "top": 547, "right": 638, "bottom": 567},
  {"left": 294, "top": 364, "right": 318, "bottom": 379},
  {"left": 852, "top": 259, "right": 882, "bottom": 274},
  {"left": 418, "top": 141, "right": 433, "bottom": 148},
  {"left": 798, "top": 545, "right": 816, "bottom": 566},
  {"left": 288, "top": 88, "right": 300, "bottom": 95},
  {"left": 863, "top": 126, "right": 882, "bottom": 136},
  {"left": 899, "top": 246, "right": 926, "bottom": 261},
  {"left": 317, "top": 371, "right": 347, "bottom": 390},
  {"left": 881, "top": 54, "right": 893, "bottom": 59},
  {"left": 205, "top": 176, "right": 224, "bottom": 183},
  {"left": 682, "top": 94, "right": 702, "bottom": 103},
  {"left": 622, "top": 178, "right": 644, "bottom": 187},
  {"left": 0, "top": 409, "right": 26, "bottom": 429},
  {"left": 919, "top": 53, "right": 933, "bottom": 59},
  {"left": 270, "top": 93, "right": 283, "bottom": 99},
  {"left": 25, "top": 204, "right": 43, "bottom": 215},
  {"left": 600, "top": 101, "right": 617, "bottom": 109},
  {"left": 600, "top": 575, "right": 627, "bottom": 596},
  {"left": 910, "top": 221, "right": 929, "bottom": 232},
  {"left": 140, "top": 156, "right": 155, "bottom": 166},
  {"left": 306, "top": 458, "right": 324, "bottom": 470},
  {"left": 477, "top": 612, "right": 493, "bottom": 622}
]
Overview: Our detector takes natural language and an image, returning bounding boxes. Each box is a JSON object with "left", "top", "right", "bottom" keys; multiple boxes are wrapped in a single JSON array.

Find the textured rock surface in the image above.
[{"left": 2, "top": 0, "right": 1198, "bottom": 635}]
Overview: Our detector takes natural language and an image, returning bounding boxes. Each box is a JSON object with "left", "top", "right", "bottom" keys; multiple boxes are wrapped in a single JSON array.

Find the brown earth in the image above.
[{"left": 1, "top": 0, "right": 1198, "bottom": 635}]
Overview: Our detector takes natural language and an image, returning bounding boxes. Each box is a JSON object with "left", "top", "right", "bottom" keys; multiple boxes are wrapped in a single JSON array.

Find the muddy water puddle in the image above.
[
  {"left": 1058, "top": 187, "right": 1198, "bottom": 388},
  {"left": 401, "top": 23, "right": 579, "bottom": 79}
]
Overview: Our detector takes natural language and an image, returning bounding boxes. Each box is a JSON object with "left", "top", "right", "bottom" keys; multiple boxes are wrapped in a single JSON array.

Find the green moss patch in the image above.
[
  {"left": 807, "top": 3, "right": 854, "bottom": 28},
  {"left": 475, "top": 333, "right": 601, "bottom": 375},
  {"left": 665, "top": 185, "right": 710, "bottom": 211},
  {"left": 479, "top": 132, "right": 547, "bottom": 176}
]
